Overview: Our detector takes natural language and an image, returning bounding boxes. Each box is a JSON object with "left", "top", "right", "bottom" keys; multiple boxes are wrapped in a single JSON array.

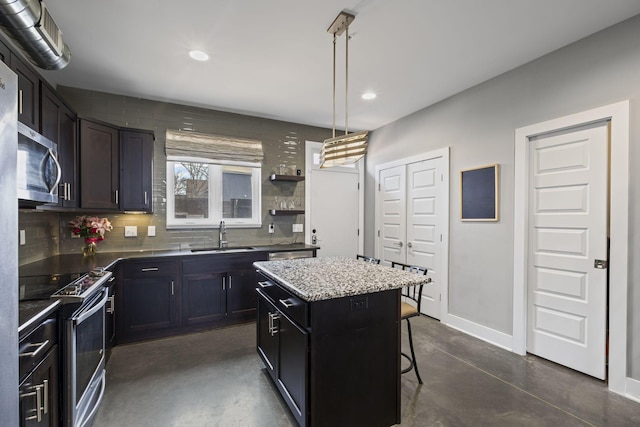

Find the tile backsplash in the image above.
[{"left": 18, "top": 87, "right": 331, "bottom": 265}]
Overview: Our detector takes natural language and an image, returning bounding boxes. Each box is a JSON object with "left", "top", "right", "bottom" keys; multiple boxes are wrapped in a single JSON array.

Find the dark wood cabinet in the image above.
[
  {"left": 41, "top": 84, "right": 78, "bottom": 208},
  {"left": 120, "top": 129, "right": 154, "bottom": 212},
  {"left": 118, "top": 259, "right": 180, "bottom": 343},
  {"left": 182, "top": 271, "right": 226, "bottom": 326},
  {"left": 256, "top": 271, "right": 400, "bottom": 427},
  {"left": 228, "top": 268, "right": 260, "bottom": 316},
  {"left": 0, "top": 39, "right": 10, "bottom": 64},
  {"left": 79, "top": 119, "right": 119, "bottom": 210},
  {"left": 11, "top": 53, "right": 39, "bottom": 131},
  {"left": 19, "top": 346, "right": 59, "bottom": 427}
]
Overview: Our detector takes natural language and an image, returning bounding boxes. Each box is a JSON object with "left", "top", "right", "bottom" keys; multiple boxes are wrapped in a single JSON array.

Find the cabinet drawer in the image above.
[
  {"left": 122, "top": 259, "right": 179, "bottom": 278},
  {"left": 19, "top": 313, "right": 57, "bottom": 382},
  {"left": 257, "top": 273, "right": 308, "bottom": 328}
]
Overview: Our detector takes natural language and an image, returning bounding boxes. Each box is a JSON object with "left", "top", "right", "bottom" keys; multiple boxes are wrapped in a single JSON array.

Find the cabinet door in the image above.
[
  {"left": 0, "top": 39, "right": 10, "bottom": 64},
  {"left": 227, "top": 269, "right": 258, "bottom": 318},
  {"left": 79, "top": 119, "right": 119, "bottom": 209},
  {"left": 122, "top": 276, "right": 178, "bottom": 337},
  {"left": 10, "top": 53, "right": 39, "bottom": 130},
  {"left": 41, "top": 84, "right": 78, "bottom": 208},
  {"left": 120, "top": 130, "right": 154, "bottom": 212},
  {"left": 276, "top": 313, "right": 309, "bottom": 427},
  {"left": 19, "top": 346, "right": 59, "bottom": 427},
  {"left": 182, "top": 272, "right": 226, "bottom": 326},
  {"left": 256, "top": 291, "right": 278, "bottom": 381}
]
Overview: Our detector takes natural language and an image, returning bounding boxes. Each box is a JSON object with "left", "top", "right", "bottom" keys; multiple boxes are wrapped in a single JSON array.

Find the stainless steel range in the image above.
[{"left": 52, "top": 269, "right": 113, "bottom": 427}]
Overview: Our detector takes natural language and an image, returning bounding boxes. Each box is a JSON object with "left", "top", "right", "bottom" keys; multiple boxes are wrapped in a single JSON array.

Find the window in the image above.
[{"left": 166, "top": 156, "right": 261, "bottom": 228}]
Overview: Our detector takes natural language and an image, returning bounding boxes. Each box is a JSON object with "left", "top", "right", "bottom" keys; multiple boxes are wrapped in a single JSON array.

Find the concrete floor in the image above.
[{"left": 93, "top": 316, "right": 640, "bottom": 426}]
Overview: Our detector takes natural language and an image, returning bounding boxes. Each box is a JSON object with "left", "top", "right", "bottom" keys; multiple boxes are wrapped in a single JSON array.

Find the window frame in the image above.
[{"left": 166, "top": 155, "right": 262, "bottom": 229}]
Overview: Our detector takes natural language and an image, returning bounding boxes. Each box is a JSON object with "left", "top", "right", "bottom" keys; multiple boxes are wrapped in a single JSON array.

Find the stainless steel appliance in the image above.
[
  {"left": 17, "top": 120, "right": 61, "bottom": 206},
  {"left": 268, "top": 250, "right": 315, "bottom": 260},
  {"left": 52, "top": 270, "right": 113, "bottom": 427},
  {"left": 0, "top": 49, "right": 19, "bottom": 427}
]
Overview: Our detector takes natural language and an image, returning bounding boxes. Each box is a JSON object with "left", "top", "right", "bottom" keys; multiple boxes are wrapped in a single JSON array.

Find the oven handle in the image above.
[
  {"left": 74, "top": 288, "right": 109, "bottom": 325},
  {"left": 79, "top": 370, "right": 106, "bottom": 427}
]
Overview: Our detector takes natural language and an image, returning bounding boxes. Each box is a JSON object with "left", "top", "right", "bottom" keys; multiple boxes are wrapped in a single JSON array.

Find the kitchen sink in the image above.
[{"left": 190, "top": 246, "right": 255, "bottom": 253}]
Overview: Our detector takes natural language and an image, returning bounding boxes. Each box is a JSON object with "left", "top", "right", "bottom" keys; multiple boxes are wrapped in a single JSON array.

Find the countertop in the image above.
[
  {"left": 18, "top": 243, "right": 317, "bottom": 331},
  {"left": 254, "top": 257, "right": 431, "bottom": 302},
  {"left": 19, "top": 243, "right": 318, "bottom": 277}
]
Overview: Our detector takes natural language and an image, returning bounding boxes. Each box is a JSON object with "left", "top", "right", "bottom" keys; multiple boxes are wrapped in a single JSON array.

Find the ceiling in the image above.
[{"left": 40, "top": 0, "right": 640, "bottom": 132}]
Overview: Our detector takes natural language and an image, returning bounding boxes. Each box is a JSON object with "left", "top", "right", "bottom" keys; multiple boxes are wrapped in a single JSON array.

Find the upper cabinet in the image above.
[
  {"left": 79, "top": 119, "right": 155, "bottom": 212},
  {"left": 79, "top": 119, "right": 120, "bottom": 210},
  {"left": 41, "top": 84, "right": 78, "bottom": 208},
  {"left": 120, "top": 129, "right": 154, "bottom": 212},
  {"left": 10, "top": 53, "right": 39, "bottom": 131}
]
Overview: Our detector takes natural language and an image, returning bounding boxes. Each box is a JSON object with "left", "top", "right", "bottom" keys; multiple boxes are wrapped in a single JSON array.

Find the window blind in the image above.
[{"left": 165, "top": 129, "right": 263, "bottom": 163}]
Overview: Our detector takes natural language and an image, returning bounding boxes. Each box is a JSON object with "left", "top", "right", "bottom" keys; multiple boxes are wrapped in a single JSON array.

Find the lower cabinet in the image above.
[
  {"left": 256, "top": 271, "right": 401, "bottom": 427},
  {"left": 118, "top": 252, "right": 268, "bottom": 343},
  {"left": 117, "top": 259, "right": 180, "bottom": 343},
  {"left": 257, "top": 290, "right": 308, "bottom": 426},
  {"left": 19, "top": 346, "right": 59, "bottom": 427}
]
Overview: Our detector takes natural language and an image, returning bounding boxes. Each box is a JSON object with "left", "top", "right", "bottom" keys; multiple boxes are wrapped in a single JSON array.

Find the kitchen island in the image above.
[{"left": 254, "top": 257, "right": 430, "bottom": 427}]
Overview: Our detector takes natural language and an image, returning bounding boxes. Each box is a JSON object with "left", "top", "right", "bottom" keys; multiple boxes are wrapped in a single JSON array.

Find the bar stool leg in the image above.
[{"left": 405, "top": 318, "right": 423, "bottom": 384}]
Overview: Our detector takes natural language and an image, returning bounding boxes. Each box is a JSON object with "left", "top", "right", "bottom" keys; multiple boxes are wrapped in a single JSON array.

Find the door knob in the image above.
[
  {"left": 394, "top": 241, "right": 403, "bottom": 248},
  {"left": 407, "top": 242, "right": 413, "bottom": 248}
]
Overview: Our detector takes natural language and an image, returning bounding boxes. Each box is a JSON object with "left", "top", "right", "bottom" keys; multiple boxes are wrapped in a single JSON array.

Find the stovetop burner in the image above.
[{"left": 51, "top": 269, "right": 112, "bottom": 303}]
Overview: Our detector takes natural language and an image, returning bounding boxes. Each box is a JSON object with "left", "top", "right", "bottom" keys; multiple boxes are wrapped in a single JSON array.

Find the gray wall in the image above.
[
  {"left": 364, "top": 15, "right": 640, "bottom": 379},
  {"left": 18, "top": 88, "right": 331, "bottom": 264}
]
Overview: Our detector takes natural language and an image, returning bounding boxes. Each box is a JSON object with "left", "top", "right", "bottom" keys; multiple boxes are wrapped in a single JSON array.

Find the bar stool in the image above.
[
  {"left": 391, "top": 261, "right": 429, "bottom": 384},
  {"left": 356, "top": 254, "right": 381, "bottom": 264}
]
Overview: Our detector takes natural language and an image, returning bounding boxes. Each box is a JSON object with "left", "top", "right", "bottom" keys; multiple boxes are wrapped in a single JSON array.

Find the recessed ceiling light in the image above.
[
  {"left": 189, "top": 50, "right": 209, "bottom": 61},
  {"left": 362, "top": 92, "right": 377, "bottom": 100}
]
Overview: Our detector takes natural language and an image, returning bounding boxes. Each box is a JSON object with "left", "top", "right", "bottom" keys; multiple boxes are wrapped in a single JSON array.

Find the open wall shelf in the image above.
[
  {"left": 270, "top": 174, "right": 305, "bottom": 182},
  {"left": 269, "top": 209, "right": 305, "bottom": 216}
]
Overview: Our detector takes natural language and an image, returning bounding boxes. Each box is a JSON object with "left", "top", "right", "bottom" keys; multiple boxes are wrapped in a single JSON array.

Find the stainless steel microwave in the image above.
[{"left": 17, "top": 121, "right": 60, "bottom": 206}]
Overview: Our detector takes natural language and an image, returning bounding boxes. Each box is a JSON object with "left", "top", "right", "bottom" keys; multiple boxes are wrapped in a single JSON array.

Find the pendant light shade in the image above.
[{"left": 320, "top": 11, "right": 368, "bottom": 168}]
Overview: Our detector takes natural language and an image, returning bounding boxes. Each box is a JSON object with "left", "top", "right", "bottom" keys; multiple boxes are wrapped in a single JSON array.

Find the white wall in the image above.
[{"left": 364, "top": 14, "right": 640, "bottom": 379}]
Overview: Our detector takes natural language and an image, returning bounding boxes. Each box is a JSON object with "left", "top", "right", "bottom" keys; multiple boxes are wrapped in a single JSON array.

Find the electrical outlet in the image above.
[
  {"left": 148, "top": 226, "right": 156, "bottom": 237},
  {"left": 268, "top": 223, "right": 275, "bottom": 234},
  {"left": 292, "top": 223, "right": 303, "bottom": 233},
  {"left": 19, "top": 230, "right": 25, "bottom": 245},
  {"left": 124, "top": 226, "right": 138, "bottom": 237}
]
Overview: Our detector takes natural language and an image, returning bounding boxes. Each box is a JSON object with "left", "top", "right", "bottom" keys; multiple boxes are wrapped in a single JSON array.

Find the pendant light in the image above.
[{"left": 320, "top": 11, "right": 368, "bottom": 168}]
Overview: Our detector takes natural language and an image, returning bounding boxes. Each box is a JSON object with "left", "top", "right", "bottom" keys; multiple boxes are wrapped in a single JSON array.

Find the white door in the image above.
[
  {"left": 527, "top": 122, "right": 609, "bottom": 379},
  {"left": 379, "top": 165, "right": 406, "bottom": 265},
  {"left": 407, "top": 159, "right": 443, "bottom": 319},
  {"left": 378, "top": 157, "right": 445, "bottom": 319},
  {"left": 306, "top": 142, "right": 360, "bottom": 257}
]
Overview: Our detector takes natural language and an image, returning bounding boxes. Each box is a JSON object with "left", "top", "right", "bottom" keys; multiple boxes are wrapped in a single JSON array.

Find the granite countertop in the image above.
[{"left": 254, "top": 257, "right": 431, "bottom": 302}]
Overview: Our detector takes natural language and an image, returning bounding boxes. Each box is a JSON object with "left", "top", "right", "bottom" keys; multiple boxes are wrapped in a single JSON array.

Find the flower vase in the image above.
[{"left": 83, "top": 239, "right": 98, "bottom": 257}]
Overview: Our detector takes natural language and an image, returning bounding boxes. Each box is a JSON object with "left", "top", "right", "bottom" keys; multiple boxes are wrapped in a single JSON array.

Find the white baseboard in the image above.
[
  {"left": 626, "top": 377, "right": 640, "bottom": 403},
  {"left": 444, "top": 313, "right": 513, "bottom": 351}
]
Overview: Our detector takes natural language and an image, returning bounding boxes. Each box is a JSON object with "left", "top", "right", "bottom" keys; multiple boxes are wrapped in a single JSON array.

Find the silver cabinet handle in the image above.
[
  {"left": 106, "top": 296, "right": 115, "bottom": 314},
  {"left": 229, "top": 276, "right": 232, "bottom": 289},
  {"left": 268, "top": 312, "right": 281, "bottom": 336},
  {"left": 140, "top": 267, "right": 159, "bottom": 272},
  {"left": 108, "top": 276, "right": 116, "bottom": 282},
  {"left": 257, "top": 281, "right": 271, "bottom": 288},
  {"left": 43, "top": 379, "right": 49, "bottom": 415},
  {"left": 144, "top": 191, "right": 148, "bottom": 205},
  {"left": 67, "top": 183, "right": 71, "bottom": 201},
  {"left": 115, "top": 190, "right": 119, "bottom": 204},
  {"left": 171, "top": 280, "right": 174, "bottom": 296},
  {"left": 279, "top": 299, "right": 294, "bottom": 308},
  {"left": 18, "top": 89, "right": 23, "bottom": 114},
  {"left": 222, "top": 277, "right": 226, "bottom": 291},
  {"left": 19, "top": 340, "right": 49, "bottom": 358}
]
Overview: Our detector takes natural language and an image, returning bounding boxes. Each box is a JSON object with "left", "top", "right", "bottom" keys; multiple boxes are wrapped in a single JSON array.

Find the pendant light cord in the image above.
[
  {"left": 332, "top": 33, "right": 337, "bottom": 139},
  {"left": 345, "top": 26, "right": 349, "bottom": 135}
]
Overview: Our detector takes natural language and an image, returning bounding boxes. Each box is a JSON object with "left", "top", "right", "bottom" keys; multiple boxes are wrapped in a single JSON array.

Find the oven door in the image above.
[{"left": 67, "top": 288, "right": 108, "bottom": 427}]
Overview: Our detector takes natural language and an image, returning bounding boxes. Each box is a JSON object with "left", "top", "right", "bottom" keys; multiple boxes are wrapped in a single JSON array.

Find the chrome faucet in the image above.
[{"left": 219, "top": 220, "right": 228, "bottom": 248}]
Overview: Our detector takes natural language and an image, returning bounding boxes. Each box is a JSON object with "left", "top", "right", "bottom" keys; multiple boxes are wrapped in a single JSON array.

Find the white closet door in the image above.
[
  {"left": 527, "top": 122, "right": 608, "bottom": 379},
  {"left": 379, "top": 165, "right": 406, "bottom": 265}
]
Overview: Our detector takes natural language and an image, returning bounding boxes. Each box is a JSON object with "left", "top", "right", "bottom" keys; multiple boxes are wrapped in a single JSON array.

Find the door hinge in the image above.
[
  {"left": 377, "top": 230, "right": 380, "bottom": 237},
  {"left": 357, "top": 228, "right": 360, "bottom": 236},
  {"left": 357, "top": 182, "right": 360, "bottom": 190},
  {"left": 440, "top": 234, "right": 443, "bottom": 242},
  {"left": 441, "top": 173, "right": 444, "bottom": 182},
  {"left": 378, "top": 183, "right": 381, "bottom": 191}
]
